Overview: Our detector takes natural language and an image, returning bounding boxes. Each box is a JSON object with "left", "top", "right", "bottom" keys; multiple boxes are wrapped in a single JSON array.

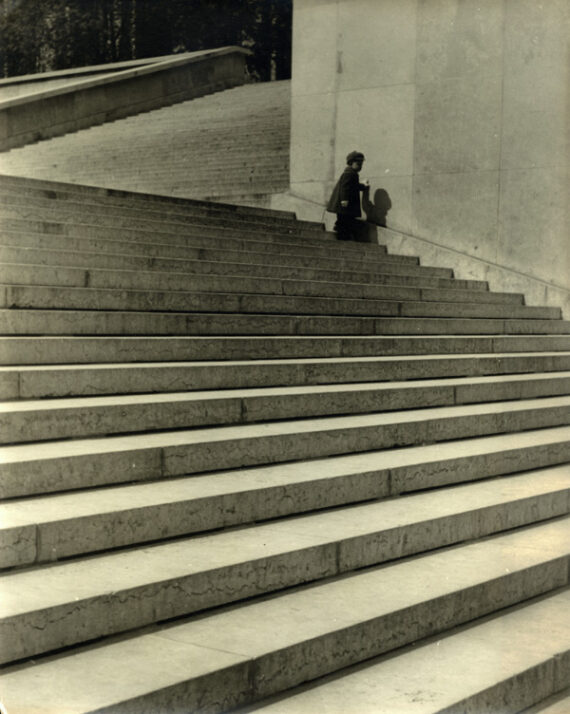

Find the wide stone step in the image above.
[
  {"left": 1, "top": 396, "right": 569, "bottom": 496},
  {"left": 0, "top": 178, "right": 299, "bottom": 222},
  {"left": 0, "top": 228, "right": 424, "bottom": 269},
  {"left": 0, "top": 177, "right": 296, "bottom": 224},
  {"left": 0, "top": 235, "right": 420, "bottom": 277},
  {"left": 0, "top": 221, "right": 390, "bottom": 262},
  {"left": 0, "top": 521, "right": 566, "bottom": 711},
  {"left": 0, "top": 244, "right": 454, "bottom": 281},
  {"left": 0, "top": 224, "right": 397, "bottom": 263},
  {"left": 3, "top": 335, "right": 570, "bottom": 365},
  {"left": 0, "top": 189, "right": 316, "bottom": 229},
  {"left": 2, "top": 432, "right": 569, "bottom": 564},
  {"left": 0, "top": 265, "right": 516, "bottom": 307},
  {"left": 0, "top": 262, "right": 486, "bottom": 294},
  {"left": 0, "top": 285, "right": 553, "bottom": 320},
  {"left": 2, "top": 309, "right": 568, "bottom": 336},
  {"left": 1, "top": 480, "right": 568, "bottom": 664},
  {"left": 247, "top": 590, "right": 570, "bottom": 714},
  {"left": 0, "top": 214, "right": 335, "bottom": 249},
  {"left": 3, "top": 373, "right": 570, "bottom": 445},
  {"left": 3, "top": 351, "right": 569, "bottom": 399},
  {"left": 0, "top": 201, "right": 323, "bottom": 237}
]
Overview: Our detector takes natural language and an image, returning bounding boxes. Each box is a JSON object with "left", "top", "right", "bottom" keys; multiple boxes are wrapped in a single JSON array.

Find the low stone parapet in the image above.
[{"left": 0, "top": 47, "right": 250, "bottom": 151}]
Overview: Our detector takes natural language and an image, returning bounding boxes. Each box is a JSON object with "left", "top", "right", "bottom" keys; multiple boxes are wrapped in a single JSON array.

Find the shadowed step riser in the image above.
[
  {"left": 1, "top": 310, "right": 569, "bottom": 335},
  {"left": 0, "top": 521, "right": 567, "bottom": 689},
  {"left": 3, "top": 353, "right": 570, "bottom": 399},
  {"left": 0, "top": 286, "right": 553, "bottom": 319},
  {"left": 0, "top": 176, "right": 299, "bottom": 219},
  {"left": 1, "top": 398, "right": 569, "bottom": 495},
  {"left": 0, "top": 262, "right": 487, "bottom": 292},
  {"left": 3, "top": 335, "right": 570, "bottom": 365},
  {"left": 0, "top": 272, "right": 523, "bottom": 306},
  {"left": 1, "top": 492, "right": 569, "bottom": 663},
  {"left": 1, "top": 217, "right": 337, "bottom": 250},
  {"left": 1, "top": 227, "right": 403, "bottom": 264},
  {"left": 3, "top": 374, "right": 570, "bottom": 444},
  {"left": 248, "top": 592, "right": 570, "bottom": 714},
  {"left": 2, "top": 457, "right": 569, "bottom": 566},
  {"left": 0, "top": 245, "right": 454, "bottom": 280},
  {"left": 0, "top": 198, "right": 322, "bottom": 235}
]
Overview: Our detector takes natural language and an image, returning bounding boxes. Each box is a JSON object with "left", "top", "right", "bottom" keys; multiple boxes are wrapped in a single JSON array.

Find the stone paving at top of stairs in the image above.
[{"left": 0, "top": 521, "right": 567, "bottom": 712}]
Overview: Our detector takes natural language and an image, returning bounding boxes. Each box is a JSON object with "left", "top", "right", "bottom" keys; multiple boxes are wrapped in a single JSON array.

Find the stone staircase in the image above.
[
  {"left": 0, "top": 174, "right": 569, "bottom": 713},
  {"left": 0, "top": 81, "right": 290, "bottom": 203}
]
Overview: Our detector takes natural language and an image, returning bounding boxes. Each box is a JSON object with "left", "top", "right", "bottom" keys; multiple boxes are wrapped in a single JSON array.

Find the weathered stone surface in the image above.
[
  {"left": 1, "top": 521, "right": 566, "bottom": 711},
  {"left": 1, "top": 352, "right": 569, "bottom": 399},
  {"left": 1, "top": 397, "right": 569, "bottom": 498},
  {"left": 250, "top": 590, "right": 570, "bottom": 714},
  {"left": 1, "top": 174, "right": 568, "bottom": 712},
  {"left": 2, "top": 373, "right": 570, "bottom": 444}
]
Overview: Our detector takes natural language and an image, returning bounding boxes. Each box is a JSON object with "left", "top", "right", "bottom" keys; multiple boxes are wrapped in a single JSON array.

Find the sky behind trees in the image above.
[{"left": 0, "top": 0, "right": 292, "bottom": 80}]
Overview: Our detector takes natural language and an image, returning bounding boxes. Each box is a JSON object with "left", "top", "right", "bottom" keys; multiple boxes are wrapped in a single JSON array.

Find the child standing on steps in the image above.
[{"left": 326, "top": 150, "right": 370, "bottom": 241}]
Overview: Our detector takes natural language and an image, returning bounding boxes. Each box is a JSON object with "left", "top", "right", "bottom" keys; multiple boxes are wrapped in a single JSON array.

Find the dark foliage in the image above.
[{"left": 0, "top": 0, "right": 292, "bottom": 80}]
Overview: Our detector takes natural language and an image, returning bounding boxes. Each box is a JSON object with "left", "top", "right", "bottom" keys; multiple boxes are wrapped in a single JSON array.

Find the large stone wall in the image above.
[{"left": 286, "top": 0, "right": 569, "bottom": 315}]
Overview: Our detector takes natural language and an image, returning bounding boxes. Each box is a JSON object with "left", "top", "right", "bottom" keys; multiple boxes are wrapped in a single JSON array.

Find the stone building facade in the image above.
[{"left": 281, "top": 0, "right": 569, "bottom": 315}]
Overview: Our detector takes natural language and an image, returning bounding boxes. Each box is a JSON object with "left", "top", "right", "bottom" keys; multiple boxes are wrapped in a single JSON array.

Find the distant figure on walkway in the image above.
[{"left": 326, "top": 151, "right": 370, "bottom": 241}]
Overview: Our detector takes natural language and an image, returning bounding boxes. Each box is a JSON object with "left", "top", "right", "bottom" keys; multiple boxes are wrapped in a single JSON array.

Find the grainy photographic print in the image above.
[{"left": 0, "top": 1, "right": 568, "bottom": 713}]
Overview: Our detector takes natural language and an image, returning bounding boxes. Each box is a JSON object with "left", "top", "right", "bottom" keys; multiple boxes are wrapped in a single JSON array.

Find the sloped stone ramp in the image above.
[{"left": 0, "top": 174, "right": 568, "bottom": 713}]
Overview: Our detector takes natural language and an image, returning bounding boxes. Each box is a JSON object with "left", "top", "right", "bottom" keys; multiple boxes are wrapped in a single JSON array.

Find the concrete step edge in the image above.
[
  {"left": 244, "top": 590, "right": 570, "bottom": 714},
  {"left": 2, "top": 507, "right": 568, "bottom": 663},
  {"left": 4, "top": 351, "right": 570, "bottom": 399},
  {"left": 0, "top": 201, "right": 324, "bottom": 235},
  {"left": 2, "top": 373, "right": 570, "bottom": 445},
  {"left": 1, "top": 395, "right": 569, "bottom": 495},
  {"left": 0, "top": 272, "right": 516, "bottom": 308},
  {"left": 0, "top": 262, "right": 487, "bottom": 294},
  {"left": 0, "top": 521, "right": 566, "bottom": 710},
  {"left": 0, "top": 193, "right": 314, "bottom": 231},
  {"left": 0, "top": 246, "right": 454, "bottom": 281},
  {"left": 2, "top": 448, "right": 569, "bottom": 566},
  {"left": 3, "top": 335, "right": 570, "bottom": 365},
  {"left": 0, "top": 226, "right": 396, "bottom": 261},
  {"left": 0, "top": 285, "right": 556, "bottom": 320},
  {"left": 0, "top": 237, "right": 420, "bottom": 272},
  {"left": 2, "top": 310, "right": 569, "bottom": 337},
  {"left": 0, "top": 174, "right": 303, "bottom": 222}
]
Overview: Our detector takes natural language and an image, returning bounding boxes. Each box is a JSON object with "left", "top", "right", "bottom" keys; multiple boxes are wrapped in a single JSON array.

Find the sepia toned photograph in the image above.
[{"left": 0, "top": 1, "right": 568, "bottom": 712}]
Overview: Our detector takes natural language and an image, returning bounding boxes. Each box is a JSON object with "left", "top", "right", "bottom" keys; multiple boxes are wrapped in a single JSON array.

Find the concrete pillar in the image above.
[{"left": 288, "top": 0, "right": 569, "bottom": 315}]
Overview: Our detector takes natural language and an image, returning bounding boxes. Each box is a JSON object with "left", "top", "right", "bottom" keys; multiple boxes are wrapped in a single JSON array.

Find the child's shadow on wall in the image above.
[{"left": 357, "top": 188, "right": 392, "bottom": 243}]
